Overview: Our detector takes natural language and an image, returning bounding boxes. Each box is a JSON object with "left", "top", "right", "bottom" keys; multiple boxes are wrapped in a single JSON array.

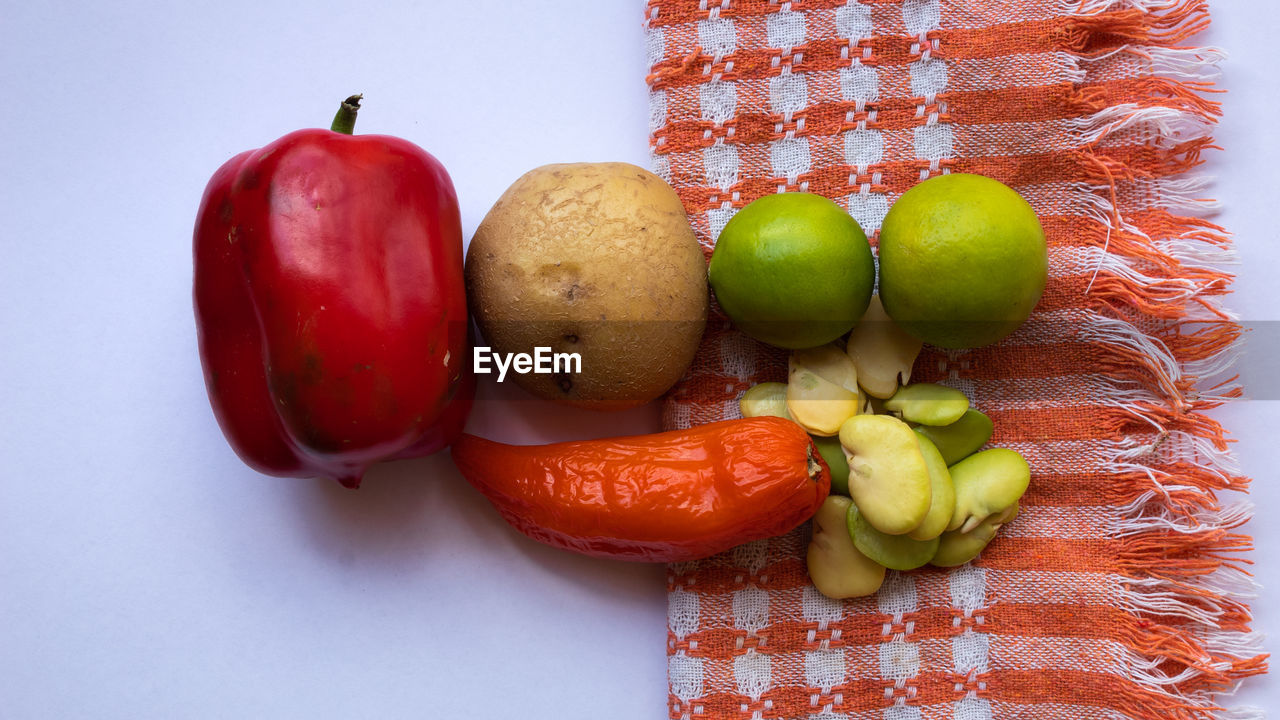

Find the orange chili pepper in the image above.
[{"left": 450, "top": 417, "right": 830, "bottom": 562}]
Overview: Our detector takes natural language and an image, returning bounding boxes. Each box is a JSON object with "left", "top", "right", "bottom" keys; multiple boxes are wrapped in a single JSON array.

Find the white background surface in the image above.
[{"left": 0, "top": 2, "right": 1275, "bottom": 718}]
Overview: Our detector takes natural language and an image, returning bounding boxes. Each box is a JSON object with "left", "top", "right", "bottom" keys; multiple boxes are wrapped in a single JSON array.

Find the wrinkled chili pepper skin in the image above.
[
  {"left": 451, "top": 417, "right": 831, "bottom": 562},
  {"left": 194, "top": 128, "right": 471, "bottom": 488}
]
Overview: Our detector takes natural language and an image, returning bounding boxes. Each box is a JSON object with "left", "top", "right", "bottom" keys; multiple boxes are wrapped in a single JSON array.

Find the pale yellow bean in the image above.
[
  {"left": 807, "top": 495, "right": 886, "bottom": 599},
  {"left": 846, "top": 295, "right": 922, "bottom": 399},
  {"left": 838, "top": 414, "right": 931, "bottom": 535}
]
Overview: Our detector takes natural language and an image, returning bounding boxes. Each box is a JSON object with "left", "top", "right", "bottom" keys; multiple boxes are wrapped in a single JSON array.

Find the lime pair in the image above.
[{"left": 707, "top": 174, "right": 1048, "bottom": 350}]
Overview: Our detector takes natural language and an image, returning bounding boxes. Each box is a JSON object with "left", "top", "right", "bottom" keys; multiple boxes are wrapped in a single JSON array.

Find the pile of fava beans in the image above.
[{"left": 739, "top": 297, "right": 1030, "bottom": 599}]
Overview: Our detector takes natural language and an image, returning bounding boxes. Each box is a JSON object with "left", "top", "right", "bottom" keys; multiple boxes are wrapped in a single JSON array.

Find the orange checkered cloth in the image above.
[{"left": 645, "top": 1, "right": 1265, "bottom": 719}]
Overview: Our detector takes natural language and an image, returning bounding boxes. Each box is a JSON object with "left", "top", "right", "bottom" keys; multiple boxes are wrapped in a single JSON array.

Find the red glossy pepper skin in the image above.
[
  {"left": 451, "top": 417, "right": 830, "bottom": 562},
  {"left": 194, "top": 120, "right": 471, "bottom": 488}
]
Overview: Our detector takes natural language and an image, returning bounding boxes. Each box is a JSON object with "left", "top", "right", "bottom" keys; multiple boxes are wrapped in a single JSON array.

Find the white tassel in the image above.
[
  {"left": 1077, "top": 44, "right": 1226, "bottom": 83},
  {"left": 1153, "top": 237, "right": 1238, "bottom": 269},
  {"left": 1112, "top": 500, "right": 1253, "bottom": 537},
  {"left": 1173, "top": 430, "right": 1243, "bottom": 475},
  {"left": 1147, "top": 175, "right": 1225, "bottom": 213},
  {"left": 1074, "top": 181, "right": 1150, "bottom": 237},
  {"left": 1119, "top": 644, "right": 1226, "bottom": 689},
  {"left": 1081, "top": 245, "right": 1212, "bottom": 300},
  {"left": 1142, "top": 45, "right": 1227, "bottom": 82},
  {"left": 1105, "top": 430, "right": 1241, "bottom": 476},
  {"left": 1205, "top": 629, "right": 1268, "bottom": 662},
  {"left": 1072, "top": 0, "right": 1185, "bottom": 15},
  {"left": 1182, "top": 300, "right": 1241, "bottom": 323},
  {"left": 1182, "top": 333, "right": 1245, "bottom": 382},
  {"left": 1078, "top": 311, "right": 1184, "bottom": 398},
  {"left": 1215, "top": 707, "right": 1266, "bottom": 720},
  {"left": 1072, "top": 104, "right": 1215, "bottom": 149},
  {"left": 1120, "top": 582, "right": 1235, "bottom": 627}
]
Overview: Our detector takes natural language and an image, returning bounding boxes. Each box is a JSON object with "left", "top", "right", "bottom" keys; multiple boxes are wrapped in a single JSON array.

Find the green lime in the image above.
[
  {"left": 878, "top": 174, "right": 1047, "bottom": 349},
  {"left": 709, "top": 193, "right": 875, "bottom": 349}
]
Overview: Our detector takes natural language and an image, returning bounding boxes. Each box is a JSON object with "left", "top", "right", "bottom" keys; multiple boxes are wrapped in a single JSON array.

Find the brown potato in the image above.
[{"left": 466, "top": 162, "right": 708, "bottom": 410}]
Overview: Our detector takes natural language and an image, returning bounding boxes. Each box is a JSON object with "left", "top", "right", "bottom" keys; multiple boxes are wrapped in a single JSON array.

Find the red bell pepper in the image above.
[{"left": 193, "top": 96, "right": 472, "bottom": 488}]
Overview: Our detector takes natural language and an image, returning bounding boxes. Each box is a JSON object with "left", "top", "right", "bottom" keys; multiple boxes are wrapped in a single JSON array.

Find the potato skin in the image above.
[{"left": 466, "top": 162, "right": 708, "bottom": 410}]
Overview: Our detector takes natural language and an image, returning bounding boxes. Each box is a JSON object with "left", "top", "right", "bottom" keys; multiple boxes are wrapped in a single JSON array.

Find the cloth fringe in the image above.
[{"left": 1044, "top": 2, "right": 1263, "bottom": 717}]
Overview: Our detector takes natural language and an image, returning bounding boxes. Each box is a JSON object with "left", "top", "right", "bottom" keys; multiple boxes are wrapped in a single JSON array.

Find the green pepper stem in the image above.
[{"left": 330, "top": 94, "right": 363, "bottom": 134}]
